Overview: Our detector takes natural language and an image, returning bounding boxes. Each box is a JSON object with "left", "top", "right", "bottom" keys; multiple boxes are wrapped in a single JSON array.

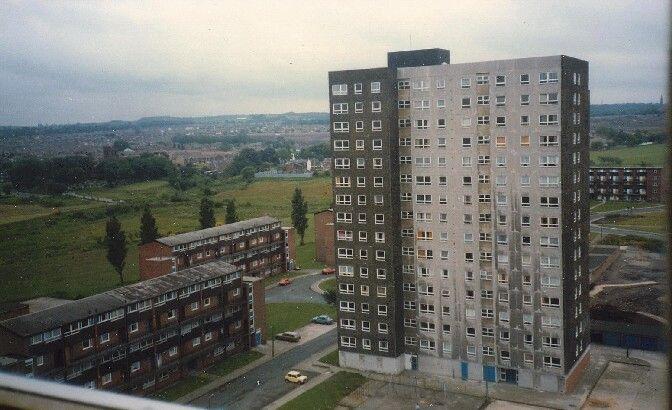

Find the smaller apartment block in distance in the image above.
[
  {"left": 139, "top": 216, "right": 287, "bottom": 281},
  {"left": 0, "top": 260, "right": 249, "bottom": 395},
  {"left": 589, "top": 167, "right": 663, "bottom": 202}
]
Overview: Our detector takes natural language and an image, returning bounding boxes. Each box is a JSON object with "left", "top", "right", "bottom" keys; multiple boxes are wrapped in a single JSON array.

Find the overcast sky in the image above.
[{"left": 0, "top": 1, "right": 668, "bottom": 126}]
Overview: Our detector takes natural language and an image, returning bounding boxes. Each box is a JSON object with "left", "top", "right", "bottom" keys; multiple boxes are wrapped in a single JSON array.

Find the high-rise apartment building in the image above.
[{"left": 329, "top": 49, "right": 590, "bottom": 392}]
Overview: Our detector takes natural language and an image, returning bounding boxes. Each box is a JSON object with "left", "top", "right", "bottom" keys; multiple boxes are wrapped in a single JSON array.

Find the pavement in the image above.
[
  {"left": 188, "top": 328, "right": 337, "bottom": 409},
  {"left": 265, "top": 270, "right": 326, "bottom": 304},
  {"left": 333, "top": 344, "right": 667, "bottom": 410}
]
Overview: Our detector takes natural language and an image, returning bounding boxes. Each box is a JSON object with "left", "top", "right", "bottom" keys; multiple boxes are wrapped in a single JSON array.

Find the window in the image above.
[
  {"left": 461, "top": 97, "right": 471, "bottom": 108},
  {"left": 539, "top": 114, "right": 559, "bottom": 125},
  {"left": 333, "top": 140, "right": 349, "bottom": 151},
  {"left": 332, "top": 84, "right": 347, "bottom": 95},
  {"left": 355, "top": 121, "right": 364, "bottom": 131},
  {"left": 416, "top": 119, "right": 429, "bottom": 129},
  {"left": 340, "top": 336, "right": 356, "bottom": 348},
  {"left": 539, "top": 72, "right": 558, "bottom": 84},
  {"left": 370, "top": 81, "right": 381, "bottom": 93},
  {"left": 520, "top": 115, "right": 530, "bottom": 125},
  {"left": 100, "top": 332, "right": 110, "bottom": 344},
  {"left": 333, "top": 122, "right": 349, "bottom": 132},
  {"left": 398, "top": 100, "right": 410, "bottom": 109},
  {"left": 540, "top": 135, "right": 559, "bottom": 146},
  {"left": 356, "top": 140, "right": 364, "bottom": 150},
  {"left": 128, "top": 322, "right": 139, "bottom": 333},
  {"left": 520, "top": 73, "right": 530, "bottom": 84},
  {"left": 339, "top": 301, "right": 355, "bottom": 312},
  {"left": 496, "top": 116, "right": 506, "bottom": 127},
  {"left": 379, "top": 341, "right": 389, "bottom": 352},
  {"left": 398, "top": 80, "right": 410, "bottom": 89},
  {"left": 520, "top": 155, "right": 530, "bottom": 167},
  {"left": 476, "top": 73, "right": 489, "bottom": 85},
  {"left": 544, "top": 356, "right": 561, "bottom": 368},
  {"left": 437, "top": 118, "right": 446, "bottom": 129},
  {"left": 437, "top": 99, "right": 446, "bottom": 108},
  {"left": 372, "top": 139, "right": 382, "bottom": 150},
  {"left": 477, "top": 116, "right": 489, "bottom": 125},
  {"left": 371, "top": 120, "right": 382, "bottom": 132},
  {"left": 496, "top": 136, "right": 506, "bottom": 148},
  {"left": 353, "top": 83, "right": 362, "bottom": 94},
  {"left": 477, "top": 95, "right": 490, "bottom": 105},
  {"left": 371, "top": 101, "right": 381, "bottom": 112},
  {"left": 520, "top": 135, "right": 530, "bottom": 146},
  {"left": 332, "top": 103, "right": 348, "bottom": 114},
  {"left": 102, "top": 373, "right": 112, "bottom": 385},
  {"left": 495, "top": 95, "right": 506, "bottom": 106},
  {"left": 540, "top": 155, "right": 559, "bottom": 167},
  {"left": 520, "top": 94, "right": 530, "bottom": 105},
  {"left": 540, "top": 92, "right": 559, "bottom": 105},
  {"left": 334, "top": 158, "right": 350, "bottom": 169},
  {"left": 355, "top": 102, "right": 363, "bottom": 113},
  {"left": 461, "top": 77, "right": 471, "bottom": 88},
  {"left": 496, "top": 75, "right": 506, "bottom": 86}
]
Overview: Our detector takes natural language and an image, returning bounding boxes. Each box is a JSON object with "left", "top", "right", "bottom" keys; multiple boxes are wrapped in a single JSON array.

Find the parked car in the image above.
[
  {"left": 275, "top": 331, "right": 301, "bottom": 342},
  {"left": 321, "top": 267, "right": 335, "bottom": 275},
  {"left": 311, "top": 315, "right": 335, "bottom": 325},
  {"left": 278, "top": 278, "right": 292, "bottom": 286},
  {"left": 285, "top": 370, "right": 308, "bottom": 384}
]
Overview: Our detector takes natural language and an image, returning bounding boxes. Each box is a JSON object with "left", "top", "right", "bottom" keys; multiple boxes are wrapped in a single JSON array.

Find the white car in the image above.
[{"left": 284, "top": 370, "right": 308, "bottom": 384}]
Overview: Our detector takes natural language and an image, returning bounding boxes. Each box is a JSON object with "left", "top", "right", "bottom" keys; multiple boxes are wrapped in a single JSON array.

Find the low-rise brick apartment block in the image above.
[
  {"left": 139, "top": 216, "right": 287, "bottom": 281},
  {"left": 589, "top": 167, "right": 663, "bottom": 202},
  {"left": 314, "top": 209, "right": 335, "bottom": 267},
  {"left": 0, "top": 260, "right": 250, "bottom": 395}
]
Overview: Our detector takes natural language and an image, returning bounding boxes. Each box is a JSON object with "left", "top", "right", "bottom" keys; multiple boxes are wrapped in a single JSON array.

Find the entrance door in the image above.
[
  {"left": 461, "top": 362, "right": 468, "bottom": 380},
  {"left": 411, "top": 355, "right": 418, "bottom": 370},
  {"left": 483, "top": 365, "right": 496, "bottom": 382}
]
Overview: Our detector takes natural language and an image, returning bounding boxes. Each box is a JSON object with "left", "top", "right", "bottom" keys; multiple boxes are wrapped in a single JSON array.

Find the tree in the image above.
[
  {"left": 291, "top": 187, "right": 308, "bottom": 245},
  {"left": 323, "top": 288, "right": 338, "bottom": 306},
  {"left": 112, "top": 139, "right": 130, "bottom": 152},
  {"left": 199, "top": 196, "right": 216, "bottom": 229},
  {"left": 240, "top": 166, "right": 256, "bottom": 185},
  {"left": 139, "top": 206, "right": 159, "bottom": 244},
  {"left": 1, "top": 182, "right": 11, "bottom": 196},
  {"left": 590, "top": 141, "right": 605, "bottom": 151},
  {"left": 105, "top": 215, "right": 127, "bottom": 284},
  {"left": 225, "top": 200, "right": 239, "bottom": 224}
]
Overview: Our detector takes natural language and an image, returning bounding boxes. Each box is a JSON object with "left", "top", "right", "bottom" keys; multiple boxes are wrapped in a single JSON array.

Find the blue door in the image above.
[
  {"left": 461, "top": 362, "right": 468, "bottom": 380},
  {"left": 483, "top": 365, "right": 496, "bottom": 382}
]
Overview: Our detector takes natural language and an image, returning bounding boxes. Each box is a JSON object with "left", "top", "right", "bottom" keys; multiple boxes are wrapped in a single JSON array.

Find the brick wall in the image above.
[
  {"left": 138, "top": 242, "right": 173, "bottom": 280},
  {"left": 314, "top": 210, "right": 335, "bottom": 267}
]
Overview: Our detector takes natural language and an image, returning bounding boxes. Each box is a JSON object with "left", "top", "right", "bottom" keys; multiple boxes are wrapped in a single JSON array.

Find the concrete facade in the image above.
[
  {"left": 330, "top": 49, "right": 590, "bottom": 392},
  {"left": 314, "top": 209, "right": 335, "bottom": 267}
]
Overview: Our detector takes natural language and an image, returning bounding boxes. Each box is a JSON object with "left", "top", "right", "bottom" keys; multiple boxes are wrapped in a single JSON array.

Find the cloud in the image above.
[{"left": 0, "top": 0, "right": 668, "bottom": 125}]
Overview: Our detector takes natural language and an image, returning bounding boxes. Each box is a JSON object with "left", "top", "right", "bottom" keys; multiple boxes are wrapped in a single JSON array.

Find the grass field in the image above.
[
  {"left": 151, "top": 373, "right": 211, "bottom": 401},
  {"left": 591, "top": 143, "right": 667, "bottom": 166},
  {"left": 0, "top": 177, "right": 332, "bottom": 303},
  {"left": 319, "top": 278, "right": 336, "bottom": 293},
  {"left": 266, "top": 302, "right": 336, "bottom": 335},
  {"left": 599, "top": 211, "right": 667, "bottom": 234},
  {"left": 319, "top": 350, "right": 339, "bottom": 366},
  {"left": 590, "top": 200, "right": 662, "bottom": 213},
  {"left": 207, "top": 350, "right": 264, "bottom": 377},
  {"left": 278, "top": 371, "right": 366, "bottom": 410}
]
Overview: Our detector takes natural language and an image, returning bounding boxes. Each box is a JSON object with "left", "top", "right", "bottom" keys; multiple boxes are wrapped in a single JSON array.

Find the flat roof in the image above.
[
  {"left": 1, "top": 260, "right": 239, "bottom": 337},
  {"left": 156, "top": 216, "right": 280, "bottom": 247}
]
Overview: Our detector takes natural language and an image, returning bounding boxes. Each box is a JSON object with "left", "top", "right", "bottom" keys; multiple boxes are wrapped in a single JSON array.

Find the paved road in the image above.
[
  {"left": 265, "top": 271, "right": 327, "bottom": 304},
  {"left": 190, "top": 329, "right": 337, "bottom": 409},
  {"left": 590, "top": 224, "right": 663, "bottom": 239}
]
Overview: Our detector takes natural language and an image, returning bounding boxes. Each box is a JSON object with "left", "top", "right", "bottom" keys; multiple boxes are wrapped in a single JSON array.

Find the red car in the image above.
[
  {"left": 278, "top": 278, "right": 292, "bottom": 286},
  {"left": 321, "top": 267, "right": 335, "bottom": 275}
]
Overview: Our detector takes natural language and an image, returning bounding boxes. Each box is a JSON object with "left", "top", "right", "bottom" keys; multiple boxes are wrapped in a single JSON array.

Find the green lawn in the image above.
[
  {"left": 599, "top": 211, "right": 667, "bottom": 233},
  {"left": 151, "top": 373, "right": 212, "bottom": 402},
  {"left": 319, "top": 350, "right": 339, "bottom": 366},
  {"left": 207, "top": 350, "right": 264, "bottom": 377},
  {"left": 0, "top": 177, "right": 332, "bottom": 303},
  {"left": 591, "top": 143, "right": 668, "bottom": 166},
  {"left": 319, "top": 278, "right": 336, "bottom": 293},
  {"left": 278, "top": 371, "right": 366, "bottom": 410},
  {"left": 267, "top": 302, "right": 336, "bottom": 335},
  {"left": 591, "top": 200, "right": 662, "bottom": 213}
]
